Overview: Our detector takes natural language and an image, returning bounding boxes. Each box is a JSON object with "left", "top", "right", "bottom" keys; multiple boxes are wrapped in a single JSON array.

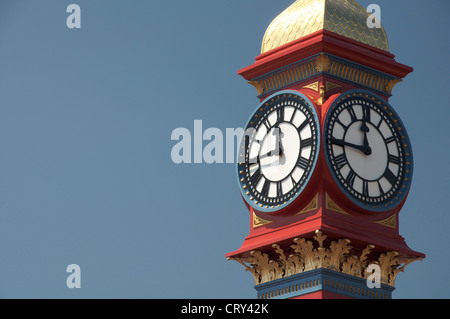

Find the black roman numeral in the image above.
[
  {"left": 290, "top": 175, "right": 296, "bottom": 186},
  {"left": 383, "top": 169, "right": 398, "bottom": 186},
  {"left": 377, "top": 118, "right": 384, "bottom": 129},
  {"left": 297, "top": 119, "right": 309, "bottom": 133},
  {"left": 362, "top": 180, "right": 369, "bottom": 197},
  {"left": 301, "top": 137, "right": 313, "bottom": 148},
  {"left": 277, "top": 182, "right": 283, "bottom": 197},
  {"left": 347, "top": 105, "right": 357, "bottom": 122},
  {"left": 277, "top": 107, "right": 285, "bottom": 123},
  {"left": 263, "top": 118, "right": 271, "bottom": 131},
  {"left": 362, "top": 105, "right": 371, "bottom": 122},
  {"left": 377, "top": 181, "right": 385, "bottom": 196},
  {"left": 345, "top": 170, "right": 356, "bottom": 188},
  {"left": 288, "top": 110, "right": 296, "bottom": 123},
  {"left": 384, "top": 136, "right": 396, "bottom": 144},
  {"left": 335, "top": 118, "right": 347, "bottom": 130},
  {"left": 249, "top": 168, "right": 262, "bottom": 186},
  {"left": 297, "top": 157, "right": 309, "bottom": 170},
  {"left": 388, "top": 154, "right": 400, "bottom": 165},
  {"left": 334, "top": 153, "right": 347, "bottom": 170},
  {"left": 261, "top": 179, "right": 271, "bottom": 197}
]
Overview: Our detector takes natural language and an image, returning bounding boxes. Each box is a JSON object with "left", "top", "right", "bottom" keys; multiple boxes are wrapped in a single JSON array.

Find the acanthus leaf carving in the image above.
[
  {"left": 291, "top": 237, "right": 316, "bottom": 272},
  {"left": 229, "top": 231, "right": 421, "bottom": 287}
]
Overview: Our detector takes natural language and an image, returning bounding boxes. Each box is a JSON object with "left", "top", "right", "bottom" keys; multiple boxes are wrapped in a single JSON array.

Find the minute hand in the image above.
[{"left": 329, "top": 137, "right": 372, "bottom": 155}]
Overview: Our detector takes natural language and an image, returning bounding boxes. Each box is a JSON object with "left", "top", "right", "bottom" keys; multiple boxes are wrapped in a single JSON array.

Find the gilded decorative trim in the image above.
[
  {"left": 296, "top": 193, "right": 319, "bottom": 215},
  {"left": 302, "top": 82, "right": 319, "bottom": 92},
  {"left": 317, "top": 84, "right": 325, "bottom": 105},
  {"left": 302, "top": 82, "right": 326, "bottom": 106},
  {"left": 250, "top": 54, "right": 399, "bottom": 98},
  {"left": 373, "top": 214, "right": 397, "bottom": 229},
  {"left": 315, "top": 53, "right": 331, "bottom": 73},
  {"left": 253, "top": 212, "right": 274, "bottom": 229},
  {"left": 328, "top": 58, "right": 392, "bottom": 93},
  {"left": 385, "top": 79, "right": 402, "bottom": 94},
  {"left": 229, "top": 230, "right": 421, "bottom": 287},
  {"left": 325, "top": 81, "right": 342, "bottom": 92},
  {"left": 326, "top": 193, "right": 349, "bottom": 215},
  {"left": 248, "top": 81, "right": 265, "bottom": 96},
  {"left": 250, "top": 58, "right": 317, "bottom": 96}
]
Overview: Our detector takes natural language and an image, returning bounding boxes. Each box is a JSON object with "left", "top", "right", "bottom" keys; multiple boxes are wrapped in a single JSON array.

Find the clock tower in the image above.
[{"left": 226, "top": 0, "right": 425, "bottom": 299}]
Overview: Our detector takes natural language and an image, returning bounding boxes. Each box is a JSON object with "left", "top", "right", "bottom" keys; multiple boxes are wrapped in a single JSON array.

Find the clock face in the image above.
[
  {"left": 238, "top": 91, "right": 320, "bottom": 213},
  {"left": 324, "top": 91, "right": 413, "bottom": 212}
]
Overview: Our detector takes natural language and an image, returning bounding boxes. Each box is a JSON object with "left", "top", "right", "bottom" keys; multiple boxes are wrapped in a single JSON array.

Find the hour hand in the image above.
[
  {"left": 248, "top": 148, "right": 279, "bottom": 163},
  {"left": 329, "top": 137, "right": 372, "bottom": 155},
  {"left": 247, "top": 151, "right": 271, "bottom": 164}
]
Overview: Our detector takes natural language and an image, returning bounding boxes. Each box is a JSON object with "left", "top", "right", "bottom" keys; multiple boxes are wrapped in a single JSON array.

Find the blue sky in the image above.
[{"left": 0, "top": 0, "right": 448, "bottom": 299}]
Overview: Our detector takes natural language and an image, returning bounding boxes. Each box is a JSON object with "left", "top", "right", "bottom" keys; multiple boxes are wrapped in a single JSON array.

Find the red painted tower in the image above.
[{"left": 227, "top": 0, "right": 424, "bottom": 299}]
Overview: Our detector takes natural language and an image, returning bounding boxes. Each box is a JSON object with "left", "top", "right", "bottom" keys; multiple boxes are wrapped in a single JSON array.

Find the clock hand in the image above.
[
  {"left": 248, "top": 141, "right": 284, "bottom": 164},
  {"left": 360, "top": 122, "right": 372, "bottom": 155},
  {"left": 278, "top": 137, "right": 284, "bottom": 157},
  {"left": 271, "top": 128, "right": 284, "bottom": 157},
  {"left": 329, "top": 137, "right": 372, "bottom": 156},
  {"left": 361, "top": 122, "right": 370, "bottom": 134},
  {"left": 248, "top": 151, "right": 277, "bottom": 164},
  {"left": 248, "top": 128, "right": 285, "bottom": 163}
]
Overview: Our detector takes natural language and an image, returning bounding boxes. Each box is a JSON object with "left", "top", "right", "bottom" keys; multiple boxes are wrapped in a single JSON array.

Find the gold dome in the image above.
[{"left": 261, "top": 0, "right": 389, "bottom": 54}]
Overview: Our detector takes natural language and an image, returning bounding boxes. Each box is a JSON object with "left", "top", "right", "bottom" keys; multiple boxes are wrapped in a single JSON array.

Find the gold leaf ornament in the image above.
[{"left": 229, "top": 231, "right": 421, "bottom": 287}]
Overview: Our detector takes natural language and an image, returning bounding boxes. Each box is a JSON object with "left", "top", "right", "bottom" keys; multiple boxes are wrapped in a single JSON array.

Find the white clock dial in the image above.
[
  {"left": 238, "top": 92, "right": 319, "bottom": 212},
  {"left": 325, "top": 91, "right": 413, "bottom": 211}
]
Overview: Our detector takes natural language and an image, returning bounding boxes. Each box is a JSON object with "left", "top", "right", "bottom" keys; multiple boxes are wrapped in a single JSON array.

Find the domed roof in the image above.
[{"left": 261, "top": 0, "right": 389, "bottom": 54}]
